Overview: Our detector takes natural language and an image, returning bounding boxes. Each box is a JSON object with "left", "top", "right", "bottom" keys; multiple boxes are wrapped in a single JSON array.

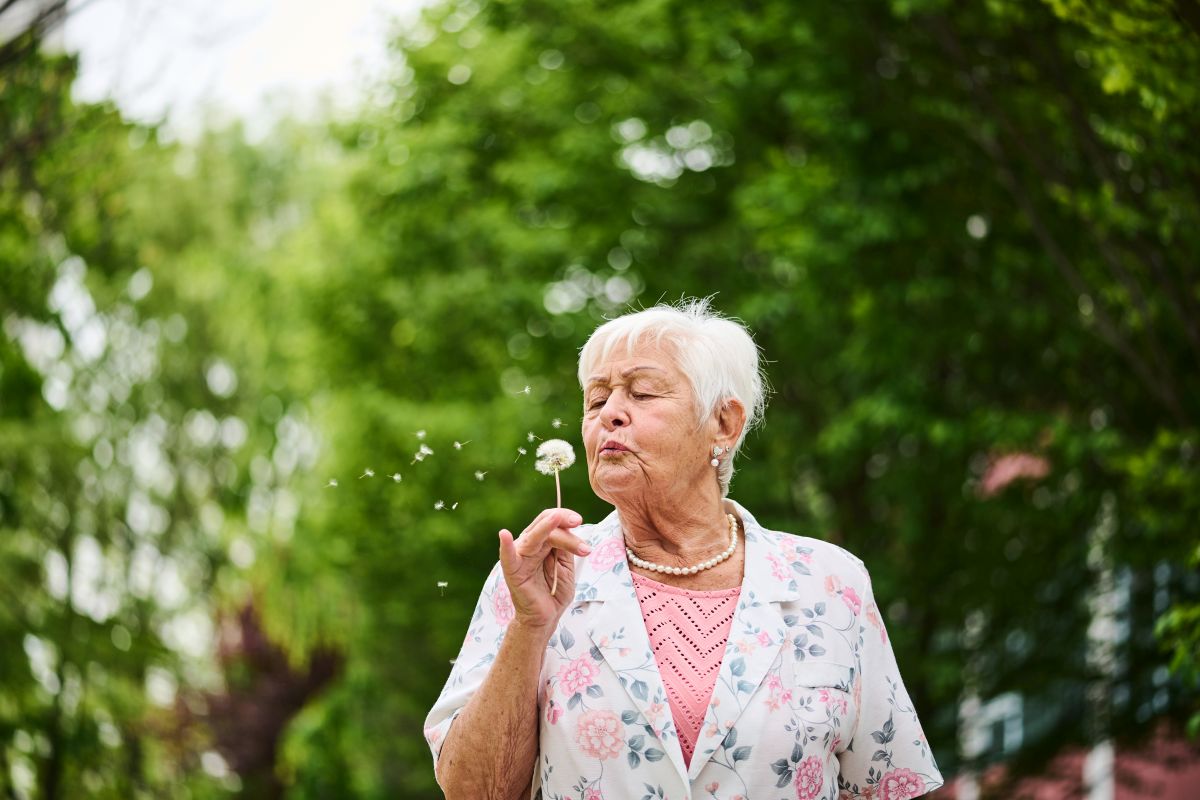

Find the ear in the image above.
[{"left": 714, "top": 398, "right": 747, "bottom": 448}]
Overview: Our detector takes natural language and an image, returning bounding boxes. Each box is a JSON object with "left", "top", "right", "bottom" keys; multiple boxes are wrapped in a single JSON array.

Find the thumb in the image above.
[{"left": 498, "top": 529, "right": 516, "bottom": 570}]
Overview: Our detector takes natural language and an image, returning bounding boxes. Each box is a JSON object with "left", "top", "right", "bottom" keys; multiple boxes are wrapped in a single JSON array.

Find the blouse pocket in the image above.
[{"left": 791, "top": 661, "right": 854, "bottom": 692}]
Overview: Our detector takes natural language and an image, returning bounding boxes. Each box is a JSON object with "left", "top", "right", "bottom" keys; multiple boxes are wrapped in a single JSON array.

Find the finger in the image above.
[
  {"left": 515, "top": 525, "right": 592, "bottom": 560},
  {"left": 518, "top": 508, "right": 582, "bottom": 541},
  {"left": 519, "top": 507, "right": 558, "bottom": 535},
  {"left": 545, "top": 550, "right": 567, "bottom": 591},
  {"left": 553, "top": 545, "right": 575, "bottom": 573},
  {"left": 518, "top": 508, "right": 583, "bottom": 545},
  {"left": 543, "top": 529, "right": 592, "bottom": 557},
  {"left": 544, "top": 545, "right": 574, "bottom": 581}
]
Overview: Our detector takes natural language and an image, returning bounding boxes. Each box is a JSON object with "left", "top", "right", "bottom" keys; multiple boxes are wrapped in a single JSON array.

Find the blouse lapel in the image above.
[
  {"left": 578, "top": 510, "right": 690, "bottom": 789},
  {"left": 685, "top": 500, "right": 802, "bottom": 782}
]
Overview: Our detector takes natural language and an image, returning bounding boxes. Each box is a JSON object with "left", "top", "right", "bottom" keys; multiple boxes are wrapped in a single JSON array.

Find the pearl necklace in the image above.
[{"left": 625, "top": 513, "right": 739, "bottom": 576}]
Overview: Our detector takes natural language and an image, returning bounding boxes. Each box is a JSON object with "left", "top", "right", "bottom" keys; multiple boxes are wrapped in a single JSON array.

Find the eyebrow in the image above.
[{"left": 585, "top": 366, "right": 667, "bottom": 386}]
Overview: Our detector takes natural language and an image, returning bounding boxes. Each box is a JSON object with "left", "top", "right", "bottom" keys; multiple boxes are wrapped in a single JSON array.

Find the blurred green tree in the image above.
[
  {"left": 270, "top": 0, "right": 1197, "bottom": 795},
  {"left": 2, "top": 0, "right": 1197, "bottom": 798},
  {"left": 0, "top": 41, "right": 349, "bottom": 797}
]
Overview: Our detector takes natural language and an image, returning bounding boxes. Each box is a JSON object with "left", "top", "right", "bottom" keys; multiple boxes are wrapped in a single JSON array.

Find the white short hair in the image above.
[{"left": 577, "top": 297, "right": 768, "bottom": 495}]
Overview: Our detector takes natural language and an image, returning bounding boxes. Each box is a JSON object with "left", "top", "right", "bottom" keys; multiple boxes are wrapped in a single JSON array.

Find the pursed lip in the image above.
[{"left": 599, "top": 440, "right": 630, "bottom": 454}]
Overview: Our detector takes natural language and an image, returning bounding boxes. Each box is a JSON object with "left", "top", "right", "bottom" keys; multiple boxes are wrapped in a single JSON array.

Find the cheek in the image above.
[{"left": 581, "top": 419, "right": 602, "bottom": 461}]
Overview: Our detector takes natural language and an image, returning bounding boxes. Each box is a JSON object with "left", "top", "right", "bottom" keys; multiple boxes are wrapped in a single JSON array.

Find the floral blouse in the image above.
[{"left": 423, "top": 500, "right": 944, "bottom": 800}]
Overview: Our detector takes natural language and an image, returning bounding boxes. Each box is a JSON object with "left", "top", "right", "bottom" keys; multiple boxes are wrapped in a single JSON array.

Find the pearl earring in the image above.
[{"left": 711, "top": 445, "right": 721, "bottom": 467}]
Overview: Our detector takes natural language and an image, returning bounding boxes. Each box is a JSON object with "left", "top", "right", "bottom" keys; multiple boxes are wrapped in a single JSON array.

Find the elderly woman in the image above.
[{"left": 424, "top": 300, "right": 942, "bottom": 800}]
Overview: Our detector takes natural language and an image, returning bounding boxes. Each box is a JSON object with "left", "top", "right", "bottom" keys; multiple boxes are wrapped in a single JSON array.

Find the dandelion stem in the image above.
[{"left": 551, "top": 469, "right": 562, "bottom": 596}]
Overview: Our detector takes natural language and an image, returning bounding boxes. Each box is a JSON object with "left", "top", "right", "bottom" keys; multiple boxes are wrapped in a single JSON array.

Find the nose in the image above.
[{"left": 600, "top": 395, "right": 629, "bottom": 429}]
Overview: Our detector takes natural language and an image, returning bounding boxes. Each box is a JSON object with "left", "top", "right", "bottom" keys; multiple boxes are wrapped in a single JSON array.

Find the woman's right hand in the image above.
[{"left": 498, "top": 508, "right": 591, "bottom": 632}]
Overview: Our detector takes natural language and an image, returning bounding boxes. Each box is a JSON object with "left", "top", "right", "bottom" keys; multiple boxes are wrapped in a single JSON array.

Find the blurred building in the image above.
[{"left": 944, "top": 554, "right": 1200, "bottom": 800}]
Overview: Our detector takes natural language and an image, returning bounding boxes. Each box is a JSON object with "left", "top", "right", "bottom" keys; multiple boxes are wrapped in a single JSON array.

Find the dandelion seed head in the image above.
[
  {"left": 326, "top": 478, "right": 339, "bottom": 487},
  {"left": 451, "top": 502, "right": 459, "bottom": 510},
  {"left": 551, "top": 418, "right": 563, "bottom": 428},
  {"left": 434, "top": 500, "right": 445, "bottom": 510},
  {"left": 391, "top": 473, "right": 402, "bottom": 482},
  {"left": 416, "top": 430, "right": 426, "bottom": 439},
  {"left": 518, "top": 385, "right": 531, "bottom": 395},
  {"left": 474, "top": 471, "right": 487, "bottom": 481},
  {"left": 437, "top": 581, "right": 448, "bottom": 588},
  {"left": 527, "top": 431, "right": 540, "bottom": 442},
  {"left": 359, "top": 468, "right": 375, "bottom": 478},
  {"left": 535, "top": 439, "right": 577, "bottom": 475},
  {"left": 453, "top": 440, "right": 470, "bottom": 450}
]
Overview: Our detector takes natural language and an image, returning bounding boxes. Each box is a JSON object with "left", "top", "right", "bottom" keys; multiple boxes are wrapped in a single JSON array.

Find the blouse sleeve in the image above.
[
  {"left": 837, "top": 567, "right": 944, "bottom": 799},
  {"left": 422, "top": 560, "right": 514, "bottom": 776}
]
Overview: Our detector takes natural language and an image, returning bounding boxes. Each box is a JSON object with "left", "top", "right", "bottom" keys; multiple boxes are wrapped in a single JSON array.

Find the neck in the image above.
[{"left": 615, "top": 485, "right": 734, "bottom": 564}]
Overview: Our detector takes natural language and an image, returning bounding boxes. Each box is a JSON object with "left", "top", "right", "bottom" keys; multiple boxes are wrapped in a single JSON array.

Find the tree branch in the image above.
[
  {"left": 0, "top": 0, "right": 108, "bottom": 74},
  {"left": 1029, "top": 34, "right": 1200, "bottom": 373},
  {"left": 923, "top": 13, "right": 1193, "bottom": 427}
]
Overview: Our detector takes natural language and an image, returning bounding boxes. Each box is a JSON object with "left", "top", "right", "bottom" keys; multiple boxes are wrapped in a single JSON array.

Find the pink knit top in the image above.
[{"left": 630, "top": 570, "right": 742, "bottom": 767}]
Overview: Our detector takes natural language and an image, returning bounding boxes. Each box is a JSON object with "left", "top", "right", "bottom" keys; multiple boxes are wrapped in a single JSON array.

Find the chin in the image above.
[{"left": 589, "top": 470, "right": 641, "bottom": 502}]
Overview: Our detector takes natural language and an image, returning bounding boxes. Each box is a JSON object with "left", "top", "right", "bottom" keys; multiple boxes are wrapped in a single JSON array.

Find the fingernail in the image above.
[
  {"left": 579, "top": 544, "right": 592, "bottom": 555},
  {"left": 569, "top": 513, "right": 583, "bottom": 524}
]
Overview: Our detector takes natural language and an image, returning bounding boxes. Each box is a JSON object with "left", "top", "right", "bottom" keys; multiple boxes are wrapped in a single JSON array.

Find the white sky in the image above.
[{"left": 60, "top": 0, "right": 430, "bottom": 139}]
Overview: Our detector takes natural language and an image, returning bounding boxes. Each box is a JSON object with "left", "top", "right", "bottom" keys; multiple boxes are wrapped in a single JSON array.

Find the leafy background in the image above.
[{"left": 1, "top": 0, "right": 1198, "bottom": 797}]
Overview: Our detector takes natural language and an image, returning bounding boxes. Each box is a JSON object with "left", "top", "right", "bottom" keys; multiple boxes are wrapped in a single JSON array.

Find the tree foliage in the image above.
[{"left": 1, "top": 0, "right": 1197, "bottom": 798}]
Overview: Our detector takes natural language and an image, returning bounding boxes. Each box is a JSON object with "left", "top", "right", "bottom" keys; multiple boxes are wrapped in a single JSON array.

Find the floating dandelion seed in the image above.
[
  {"left": 474, "top": 470, "right": 487, "bottom": 481},
  {"left": 325, "top": 478, "right": 339, "bottom": 488},
  {"left": 453, "top": 440, "right": 470, "bottom": 450},
  {"left": 534, "top": 439, "right": 577, "bottom": 596},
  {"left": 451, "top": 502, "right": 459, "bottom": 510},
  {"left": 416, "top": 430, "right": 427, "bottom": 439},
  {"left": 551, "top": 418, "right": 563, "bottom": 428},
  {"left": 359, "top": 468, "right": 375, "bottom": 479},
  {"left": 434, "top": 500, "right": 446, "bottom": 511},
  {"left": 526, "top": 431, "right": 540, "bottom": 443},
  {"left": 411, "top": 443, "right": 434, "bottom": 464},
  {"left": 517, "top": 385, "right": 531, "bottom": 395},
  {"left": 437, "top": 580, "right": 448, "bottom": 596},
  {"left": 514, "top": 447, "right": 527, "bottom": 462},
  {"left": 390, "top": 473, "right": 403, "bottom": 482}
]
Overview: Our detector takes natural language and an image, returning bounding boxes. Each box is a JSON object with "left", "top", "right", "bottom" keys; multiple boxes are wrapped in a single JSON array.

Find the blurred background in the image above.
[{"left": 2, "top": 0, "right": 1199, "bottom": 797}]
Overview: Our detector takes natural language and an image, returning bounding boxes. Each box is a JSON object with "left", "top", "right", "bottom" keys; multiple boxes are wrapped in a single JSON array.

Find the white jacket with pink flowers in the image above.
[{"left": 423, "top": 500, "right": 943, "bottom": 800}]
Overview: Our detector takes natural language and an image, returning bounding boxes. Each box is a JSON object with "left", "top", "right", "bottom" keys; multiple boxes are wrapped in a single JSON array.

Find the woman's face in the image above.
[{"left": 581, "top": 341, "right": 717, "bottom": 506}]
